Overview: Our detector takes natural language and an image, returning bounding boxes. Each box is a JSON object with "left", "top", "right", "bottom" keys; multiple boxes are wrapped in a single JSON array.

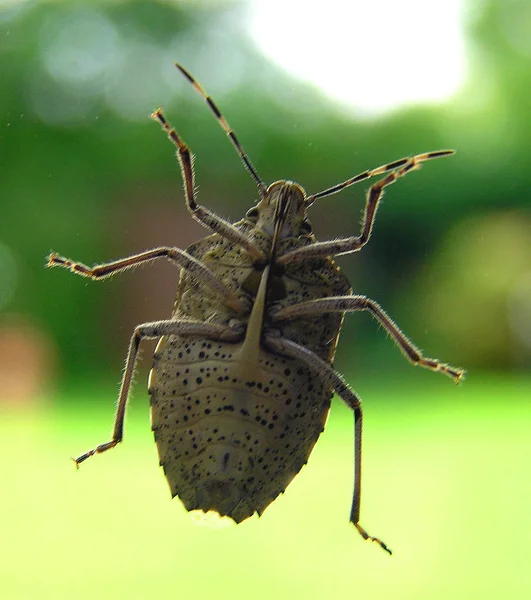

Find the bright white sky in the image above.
[{"left": 246, "top": 0, "right": 468, "bottom": 117}]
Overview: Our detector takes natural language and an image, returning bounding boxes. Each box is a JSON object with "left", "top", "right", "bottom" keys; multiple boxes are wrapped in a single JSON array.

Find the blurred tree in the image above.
[{"left": 0, "top": 0, "right": 529, "bottom": 391}]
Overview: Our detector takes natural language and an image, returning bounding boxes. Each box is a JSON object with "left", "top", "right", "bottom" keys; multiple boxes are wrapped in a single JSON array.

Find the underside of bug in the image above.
[
  {"left": 149, "top": 331, "right": 333, "bottom": 524},
  {"left": 48, "top": 63, "right": 465, "bottom": 556}
]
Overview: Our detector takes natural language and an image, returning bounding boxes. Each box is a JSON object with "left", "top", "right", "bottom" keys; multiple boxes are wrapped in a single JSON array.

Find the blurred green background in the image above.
[{"left": 0, "top": 0, "right": 530, "bottom": 598}]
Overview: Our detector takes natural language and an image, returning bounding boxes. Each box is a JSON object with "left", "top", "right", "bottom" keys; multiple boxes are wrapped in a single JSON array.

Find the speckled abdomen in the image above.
[{"left": 149, "top": 334, "right": 332, "bottom": 522}]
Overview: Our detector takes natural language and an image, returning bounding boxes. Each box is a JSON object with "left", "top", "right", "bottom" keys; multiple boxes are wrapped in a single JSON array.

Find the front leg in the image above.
[
  {"left": 264, "top": 334, "right": 391, "bottom": 555},
  {"left": 152, "top": 109, "right": 265, "bottom": 261},
  {"left": 73, "top": 319, "right": 244, "bottom": 467},
  {"left": 271, "top": 295, "right": 465, "bottom": 383},
  {"left": 279, "top": 152, "right": 453, "bottom": 265}
]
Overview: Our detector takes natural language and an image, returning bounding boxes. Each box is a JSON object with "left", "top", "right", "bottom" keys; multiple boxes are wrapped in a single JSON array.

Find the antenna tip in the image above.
[
  {"left": 175, "top": 62, "right": 194, "bottom": 83},
  {"left": 431, "top": 149, "right": 456, "bottom": 158}
]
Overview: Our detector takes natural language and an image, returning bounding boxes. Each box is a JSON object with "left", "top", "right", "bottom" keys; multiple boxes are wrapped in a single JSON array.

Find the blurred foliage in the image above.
[{"left": 1, "top": 0, "right": 530, "bottom": 388}]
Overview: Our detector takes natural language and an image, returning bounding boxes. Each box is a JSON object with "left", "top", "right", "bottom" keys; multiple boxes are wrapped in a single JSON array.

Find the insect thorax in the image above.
[{"left": 175, "top": 220, "right": 351, "bottom": 361}]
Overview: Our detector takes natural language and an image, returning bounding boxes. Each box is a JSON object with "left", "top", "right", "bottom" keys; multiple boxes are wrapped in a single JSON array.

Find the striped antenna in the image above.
[
  {"left": 307, "top": 150, "right": 455, "bottom": 204},
  {"left": 175, "top": 63, "right": 266, "bottom": 198}
]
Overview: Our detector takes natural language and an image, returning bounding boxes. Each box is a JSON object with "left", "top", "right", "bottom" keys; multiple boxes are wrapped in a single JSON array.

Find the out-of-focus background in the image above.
[{"left": 1, "top": 0, "right": 530, "bottom": 598}]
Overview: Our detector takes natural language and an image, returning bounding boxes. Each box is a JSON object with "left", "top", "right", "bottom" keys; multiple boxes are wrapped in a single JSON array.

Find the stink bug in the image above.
[{"left": 48, "top": 63, "right": 464, "bottom": 554}]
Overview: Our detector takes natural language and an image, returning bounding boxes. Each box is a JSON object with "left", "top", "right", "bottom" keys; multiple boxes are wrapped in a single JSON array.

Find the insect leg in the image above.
[
  {"left": 271, "top": 296, "right": 465, "bottom": 383},
  {"left": 73, "top": 320, "right": 244, "bottom": 467},
  {"left": 279, "top": 154, "right": 452, "bottom": 265},
  {"left": 264, "top": 334, "right": 392, "bottom": 555},
  {"left": 47, "top": 247, "right": 245, "bottom": 312},
  {"left": 151, "top": 109, "right": 265, "bottom": 261}
]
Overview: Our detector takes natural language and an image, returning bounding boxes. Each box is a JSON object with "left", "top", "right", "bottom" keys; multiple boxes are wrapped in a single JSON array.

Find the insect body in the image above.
[
  {"left": 48, "top": 63, "right": 464, "bottom": 554},
  {"left": 149, "top": 206, "right": 352, "bottom": 526}
]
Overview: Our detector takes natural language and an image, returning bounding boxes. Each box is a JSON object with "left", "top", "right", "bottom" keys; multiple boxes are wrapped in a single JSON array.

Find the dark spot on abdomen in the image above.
[{"left": 223, "top": 452, "right": 230, "bottom": 470}]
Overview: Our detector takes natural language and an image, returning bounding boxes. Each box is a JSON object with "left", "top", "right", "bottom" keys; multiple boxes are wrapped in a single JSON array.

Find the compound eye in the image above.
[
  {"left": 300, "top": 220, "right": 312, "bottom": 234},
  {"left": 246, "top": 207, "right": 259, "bottom": 220}
]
